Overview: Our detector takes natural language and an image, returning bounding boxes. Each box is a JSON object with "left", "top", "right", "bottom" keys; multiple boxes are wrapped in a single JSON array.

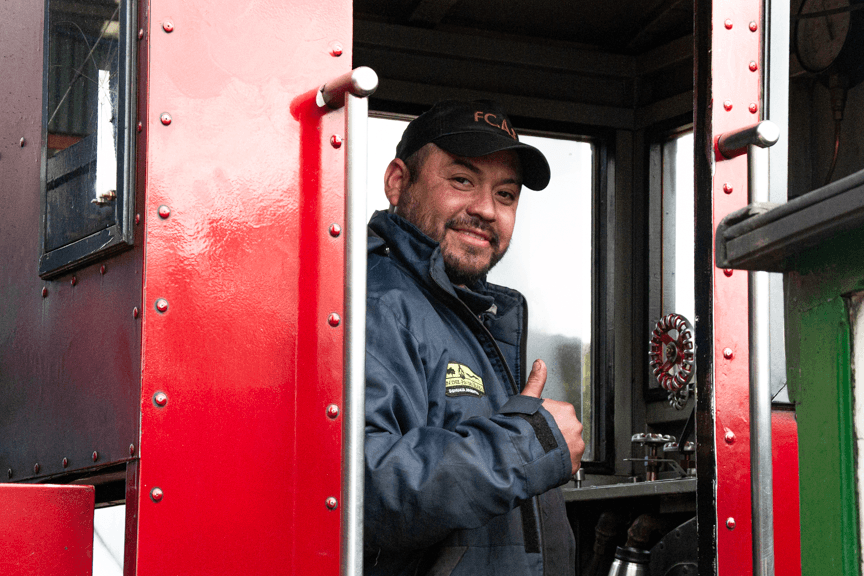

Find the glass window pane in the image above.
[
  {"left": 648, "top": 131, "right": 696, "bottom": 404},
  {"left": 41, "top": 0, "right": 133, "bottom": 278},
  {"left": 367, "top": 117, "right": 595, "bottom": 460}
]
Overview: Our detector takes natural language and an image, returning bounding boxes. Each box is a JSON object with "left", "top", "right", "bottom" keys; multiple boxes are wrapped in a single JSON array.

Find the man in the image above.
[{"left": 365, "top": 100, "right": 585, "bottom": 576}]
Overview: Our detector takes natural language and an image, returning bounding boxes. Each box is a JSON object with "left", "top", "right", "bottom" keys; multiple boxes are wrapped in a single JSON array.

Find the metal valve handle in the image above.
[{"left": 649, "top": 313, "right": 695, "bottom": 392}]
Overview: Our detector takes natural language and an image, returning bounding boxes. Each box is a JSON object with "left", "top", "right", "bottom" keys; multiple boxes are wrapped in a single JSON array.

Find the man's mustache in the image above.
[{"left": 445, "top": 216, "right": 500, "bottom": 248}]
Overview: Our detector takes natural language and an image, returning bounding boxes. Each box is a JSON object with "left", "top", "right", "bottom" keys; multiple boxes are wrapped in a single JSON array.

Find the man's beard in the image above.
[
  {"left": 398, "top": 190, "right": 507, "bottom": 286},
  {"left": 440, "top": 215, "right": 508, "bottom": 286}
]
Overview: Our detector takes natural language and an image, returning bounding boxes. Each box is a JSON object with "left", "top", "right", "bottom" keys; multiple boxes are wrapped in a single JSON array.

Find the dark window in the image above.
[{"left": 40, "top": 0, "right": 136, "bottom": 278}]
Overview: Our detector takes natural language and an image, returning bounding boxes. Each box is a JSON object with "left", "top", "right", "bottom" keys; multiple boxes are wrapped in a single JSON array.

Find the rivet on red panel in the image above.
[
  {"left": 130, "top": 444, "right": 136, "bottom": 456},
  {"left": 326, "top": 497, "right": 338, "bottom": 510},
  {"left": 724, "top": 269, "right": 734, "bottom": 277},
  {"left": 150, "top": 487, "right": 164, "bottom": 502},
  {"left": 160, "top": 112, "right": 172, "bottom": 126},
  {"left": 158, "top": 205, "right": 171, "bottom": 219},
  {"left": 723, "top": 182, "right": 733, "bottom": 194},
  {"left": 162, "top": 20, "right": 174, "bottom": 33},
  {"left": 133, "top": 307, "right": 140, "bottom": 319},
  {"left": 92, "top": 451, "right": 99, "bottom": 462},
  {"left": 723, "top": 347, "right": 734, "bottom": 359},
  {"left": 155, "top": 298, "right": 169, "bottom": 313},
  {"left": 42, "top": 287, "right": 48, "bottom": 298},
  {"left": 153, "top": 391, "right": 168, "bottom": 407},
  {"left": 725, "top": 430, "right": 736, "bottom": 444},
  {"left": 749, "top": 21, "right": 758, "bottom": 31},
  {"left": 71, "top": 276, "right": 77, "bottom": 287},
  {"left": 329, "top": 41, "right": 343, "bottom": 57},
  {"left": 723, "top": 100, "right": 733, "bottom": 111},
  {"left": 62, "top": 458, "right": 68, "bottom": 468},
  {"left": 135, "top": 213, "right": 141, "bottom": 225},
  {"left": 138, "top": 28, "right": 144, "bottom": 40},
  {"left": 749, "top": 103, "right": 758, "bottom": 114},
  {"left": 724, "top": 19, "right": 733, "bottom": 29},
  {"left": 100, "top": 265, "right": 106, "bottom": 275},
  {"left": 749, "top": 61, "right": 758, "bottom": 72},
  {"left": 137, "top": 122, "right": 143, "bottom": 133},
  {"left": 328, "top": 312, "right": 341, "bottom": 327},
  {"left": 329, "top": 223, "right": 342, "bottom": 237},
  {"left": 330, "top": 135, "right": 343, "bottom": 148},
  {"left": 726, "top": 517, "right": 736, "bottom": 530},
  {"left": 327, "top": 404, "right": 340, "bottom": 419}
]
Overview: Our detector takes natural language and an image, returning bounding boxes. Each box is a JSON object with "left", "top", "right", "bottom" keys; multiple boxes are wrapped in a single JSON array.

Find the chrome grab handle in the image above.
[
  {"left": 318, "top": 66, "right": 379, "bottom": 576},
  {"left": 716, "top": 120, "right": 779, "bottom": 576}
]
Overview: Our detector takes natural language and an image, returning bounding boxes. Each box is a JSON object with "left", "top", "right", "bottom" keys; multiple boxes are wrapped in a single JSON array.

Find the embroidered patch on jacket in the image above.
[{"left": 445, "top": 362, "right": 485, "bottom": 397}]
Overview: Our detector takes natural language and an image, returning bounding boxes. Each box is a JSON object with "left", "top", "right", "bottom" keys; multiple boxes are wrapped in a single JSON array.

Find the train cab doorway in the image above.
[
  {"left": 352, "top": 1, "right": 801, "bottom": 575},
  {"left": 1, "top": 0, "right": 839, "bottom": 572}
]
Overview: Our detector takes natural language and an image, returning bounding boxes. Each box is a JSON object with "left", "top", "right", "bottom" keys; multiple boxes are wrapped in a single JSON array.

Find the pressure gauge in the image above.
[
  {"left": 794, "top": 0, "right": 864, "bottom": 85},
  {"left": 795, "top": 0, "right": 851, "bottom": 72}
]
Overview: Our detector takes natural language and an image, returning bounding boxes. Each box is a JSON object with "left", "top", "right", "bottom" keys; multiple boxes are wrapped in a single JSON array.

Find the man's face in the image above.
[{"left": 387, "top": 145, "right": 522, "bottom": 285}]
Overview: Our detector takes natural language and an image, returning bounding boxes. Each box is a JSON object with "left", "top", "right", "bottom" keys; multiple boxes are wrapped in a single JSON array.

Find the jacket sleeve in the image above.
[{"left": 364, "top": 301, "right": 572, "bottom": 551}]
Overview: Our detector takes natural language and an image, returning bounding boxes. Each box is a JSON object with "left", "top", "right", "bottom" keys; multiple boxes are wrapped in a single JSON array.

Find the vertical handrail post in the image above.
[
  {"left": 318, "top": 66, "right": 379, "bottom": 576},
  {"left": 748, "top": 142, "right": 774, "bottom": 576}
]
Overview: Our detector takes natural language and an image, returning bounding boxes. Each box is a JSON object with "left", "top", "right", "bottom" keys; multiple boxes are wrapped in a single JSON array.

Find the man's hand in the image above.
[{"left": 520, "top": 359, "right": 585, "bottom": 476}]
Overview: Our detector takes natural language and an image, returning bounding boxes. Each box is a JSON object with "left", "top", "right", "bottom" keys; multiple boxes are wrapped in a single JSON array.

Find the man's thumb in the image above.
[{"left": 521, "top": 359, "right": 547, "bottom": 398}]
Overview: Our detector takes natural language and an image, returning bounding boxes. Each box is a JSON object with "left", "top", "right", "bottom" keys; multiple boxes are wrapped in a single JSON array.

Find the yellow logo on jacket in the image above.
[{"left": 445, "top": 362, "right": 485, "bottom": 397}]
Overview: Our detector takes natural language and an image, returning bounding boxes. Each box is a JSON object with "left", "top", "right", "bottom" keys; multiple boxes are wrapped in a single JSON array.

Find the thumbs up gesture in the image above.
[{"left": 521, "top": 359, "right": 585, "bottom": 476}]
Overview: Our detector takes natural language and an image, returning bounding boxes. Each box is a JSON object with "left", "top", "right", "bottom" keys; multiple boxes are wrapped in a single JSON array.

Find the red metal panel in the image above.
[
  {"left": 772, "top": 411, "right": 801, "bottom": 576},
  {"left": 711, "top": 2, "right": 762, "bottom": 575},
  {"left": 0, "top": 484, "right": 95, "bottom": 576},
  {"left": 137, "top": 0, "right": 351, "bottom": 574}
]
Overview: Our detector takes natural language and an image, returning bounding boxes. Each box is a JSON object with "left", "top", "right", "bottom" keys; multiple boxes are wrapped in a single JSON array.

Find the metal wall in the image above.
[{"left": 0, "top": 0, "right": 142, "bottom": 484}]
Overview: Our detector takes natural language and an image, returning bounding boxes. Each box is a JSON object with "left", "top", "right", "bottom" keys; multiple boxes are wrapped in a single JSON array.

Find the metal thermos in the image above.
[{"left": 606, "top": 546, "right": 650, "bottom": 576}]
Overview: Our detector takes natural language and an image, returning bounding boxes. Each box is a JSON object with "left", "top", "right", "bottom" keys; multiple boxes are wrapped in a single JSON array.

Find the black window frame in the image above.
[{"left": 39, "top": 0, "right": 137, "bottom": 279}]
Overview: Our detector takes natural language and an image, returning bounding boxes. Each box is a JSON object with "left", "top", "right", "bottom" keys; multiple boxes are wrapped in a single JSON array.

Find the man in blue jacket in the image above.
[{"left": 365, "top": 99, "right": 585, "bottom": 576}]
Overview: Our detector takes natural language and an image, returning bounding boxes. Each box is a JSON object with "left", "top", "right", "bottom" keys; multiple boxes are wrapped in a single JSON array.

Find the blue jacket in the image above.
[{"left": 364, "top": 211, "right": 576, "bottom": 576}]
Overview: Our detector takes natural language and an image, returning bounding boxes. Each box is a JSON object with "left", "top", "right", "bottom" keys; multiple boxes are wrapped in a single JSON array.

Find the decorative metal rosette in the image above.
[{"left": 649, "top": 313, "right": 695, "bottom": 393}]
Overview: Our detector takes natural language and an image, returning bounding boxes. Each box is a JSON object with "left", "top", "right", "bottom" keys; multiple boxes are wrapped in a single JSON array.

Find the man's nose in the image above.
[{"left": 465, "top": 189, "right": 496, "bottom": 221}]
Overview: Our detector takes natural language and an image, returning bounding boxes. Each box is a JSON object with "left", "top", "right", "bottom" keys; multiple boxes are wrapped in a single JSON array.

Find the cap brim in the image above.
[{"left": 433, "top": 132, "right": 551, "bottom": 191}]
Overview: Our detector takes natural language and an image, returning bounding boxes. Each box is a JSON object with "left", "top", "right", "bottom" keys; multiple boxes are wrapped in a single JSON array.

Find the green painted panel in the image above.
[{"left": 784, "top": 226, "right": 864, "bottom": 576}]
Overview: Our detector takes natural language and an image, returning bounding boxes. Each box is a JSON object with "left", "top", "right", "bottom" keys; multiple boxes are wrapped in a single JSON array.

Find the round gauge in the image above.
[{"left": 795, "top": 0, "right": 852, "bottom": 72}]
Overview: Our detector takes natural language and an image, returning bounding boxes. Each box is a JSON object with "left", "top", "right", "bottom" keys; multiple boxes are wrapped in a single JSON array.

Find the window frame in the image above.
[{"left": 38, "top": 0, "right": 137, "bottom": 279}]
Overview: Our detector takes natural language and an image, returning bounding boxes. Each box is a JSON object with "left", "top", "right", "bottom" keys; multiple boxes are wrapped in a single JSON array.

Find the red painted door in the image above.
[{"left": 134, "top": 1, "right": 353, "bottom": 574}]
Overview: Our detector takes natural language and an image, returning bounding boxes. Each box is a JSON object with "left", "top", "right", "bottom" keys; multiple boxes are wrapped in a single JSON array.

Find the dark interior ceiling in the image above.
[
  {"left": 353, "top": 0, "right": 696, "bottom": 129},
  {"left": 354, "top": 0, "right": 694, "bottom": 55}
]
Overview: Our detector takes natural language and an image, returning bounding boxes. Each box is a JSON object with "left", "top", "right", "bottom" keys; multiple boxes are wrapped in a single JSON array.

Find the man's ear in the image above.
[{"left": 384, "top": 158, "right": 409, "bottom": 208}]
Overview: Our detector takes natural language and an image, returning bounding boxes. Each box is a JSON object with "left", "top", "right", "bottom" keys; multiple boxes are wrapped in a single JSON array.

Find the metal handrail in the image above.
[
  {"left": 318, "top": 66, "right": 379, "bottom": 576},
  {"left": 716, "top": 120, "right": 779, "bottom": 576}
]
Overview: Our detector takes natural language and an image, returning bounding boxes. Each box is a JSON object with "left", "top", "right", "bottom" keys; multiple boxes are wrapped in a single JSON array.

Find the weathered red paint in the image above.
[
  {"left": 136, "top": 1, "right": 352, "bottom": 574},
  {"left": 712, "top": 0, "right": 761, "bottom": 573},
  {"left": 0, "top": 484, "right": 95, "bottom": 576},
  {"left": 711, "top": 1, "right": 801, "bottom": 574}
]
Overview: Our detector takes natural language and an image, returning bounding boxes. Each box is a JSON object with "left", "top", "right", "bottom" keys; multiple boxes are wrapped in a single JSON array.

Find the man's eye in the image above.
[
  {"left": 497, "top": 190, "right": 516, "bottom": 202},
  {"left": 452, "top": 177, "right": 471, "bottom": 186}
]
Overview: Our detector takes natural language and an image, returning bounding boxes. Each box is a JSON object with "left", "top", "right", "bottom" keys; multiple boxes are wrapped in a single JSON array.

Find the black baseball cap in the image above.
[{"left": 395, "top": 100, "right": 551, "bottom": 191}]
